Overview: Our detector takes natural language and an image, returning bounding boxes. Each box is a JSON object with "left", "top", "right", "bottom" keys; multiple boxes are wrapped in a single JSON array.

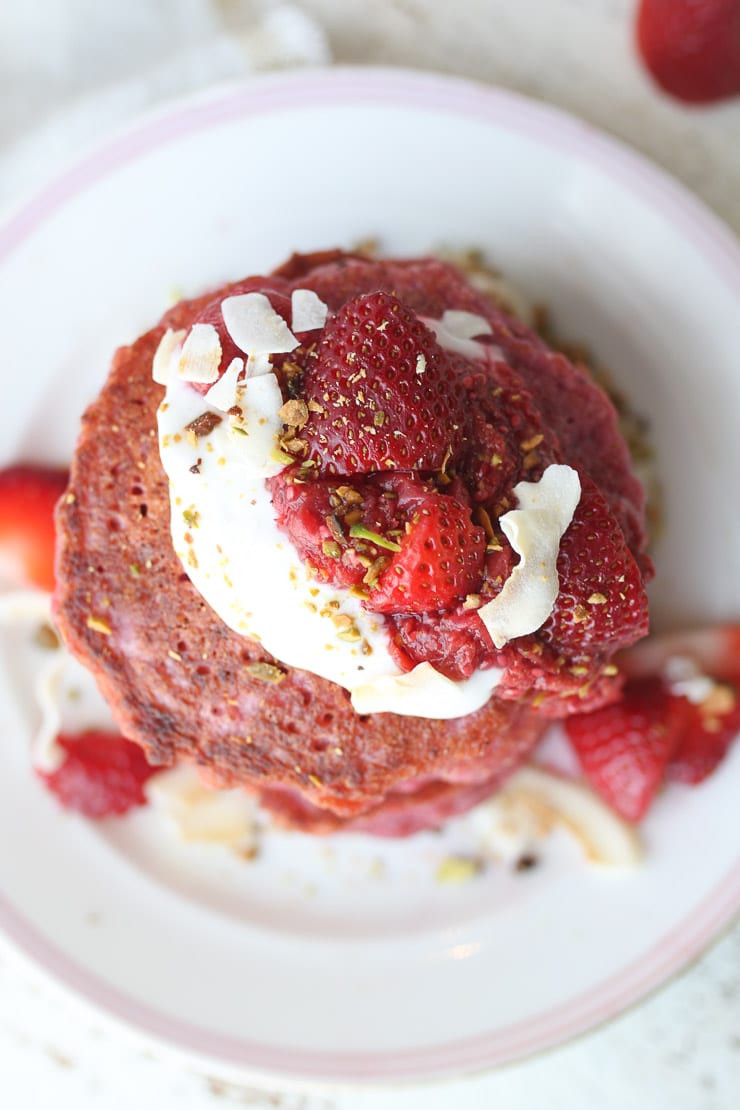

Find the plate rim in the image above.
[
  {"left": 1, "top": 65, "right": 740, "bottom": 1085},
  {"left": 2, "top": 857, "right": 740, "bottom": 1085}
]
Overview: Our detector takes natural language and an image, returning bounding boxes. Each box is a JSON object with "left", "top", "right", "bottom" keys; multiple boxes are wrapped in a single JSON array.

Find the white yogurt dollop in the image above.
[{"left": 157, "top": 364, "right": 503, "bottom": 718}]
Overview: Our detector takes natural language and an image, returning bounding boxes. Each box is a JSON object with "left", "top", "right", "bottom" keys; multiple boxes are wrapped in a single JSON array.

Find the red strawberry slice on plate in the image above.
[
  {"left": 618, "top": 623, "right": 740, "bottom": 784},
  {"left": 0, "top": 465, "right": 69, "bottom": 593},
  {"left": 636, "top": 0, "right": 740, "bottom": 104},
  {"left": 38, "top": 730, "right": 158, "bottom": 818},
  {"left": 667, "top": 690, "right": 740, "bottom": 783},
  {"left": 542, "top": 475, "right": 650, "bottom": 655},
  {"left": 566, "top": 623, "right": 740, "bottom": 818},
  {"left": 564, "top": 676, "right": 686, "bottom": 822},
  {"left": 300, "top": 291, "right": 466, "bottom": 476}
]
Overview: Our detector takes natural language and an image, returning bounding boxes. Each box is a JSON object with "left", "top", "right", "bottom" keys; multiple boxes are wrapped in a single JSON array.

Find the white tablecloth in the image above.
[{"left": 1, "top": 2, "right": 738, "bottom": 1107}]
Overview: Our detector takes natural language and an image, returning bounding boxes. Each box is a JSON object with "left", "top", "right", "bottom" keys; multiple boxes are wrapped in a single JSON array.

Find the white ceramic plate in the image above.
[{"left": 0, "top": 68, "right": 739, "bottom": 1086}]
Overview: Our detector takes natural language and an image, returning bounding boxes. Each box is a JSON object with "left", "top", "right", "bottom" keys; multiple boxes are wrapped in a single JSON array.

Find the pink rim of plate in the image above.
[{"left": 1, "top": 67, "right": 740, "bottom": 1084}]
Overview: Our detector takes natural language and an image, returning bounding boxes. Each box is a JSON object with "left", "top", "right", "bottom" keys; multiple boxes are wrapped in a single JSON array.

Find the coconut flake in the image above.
[
  {"left": 177, "top": 323, "right": 222, "bottom": 384},
  {"left": 478, "top": 464, "right": 581, "bottom": 649},
  {"left": 440, "top": 310, "right": 493, "bottom": 340},
  {"left": 0, "top": 590, "right": 117, "bottom": 772},
  {"left": 479, "top": 766, "right": 642, "bottom": 869},
  {"left": 33, "top": 653, "right": 68, "bottom": 771},
  {"left": 222, "top": 292, "right": 298, "bottom": 357},
  {"left": 205, "top": 357, "right": 244, "bottom": 412},
  {"left": 0, "top": 591, "right": 65, "bottom": 769},
  {"left": 423, "top": 312, "right": 504, "bottom": 360},
  {"left": 152, "top": 328, "right": 186, "bottom": 385},
  {"left": 291, "top": 288, "right": 328, "bottom": 332},
  {"left": 145, "top": 764, "right": 259, "bottom": 853},
  {"left": 350, "top": 661, "right": 503, "bottom": 718},
  {"left": 245, "top": 351, "right": 274, "bottom": 379}
]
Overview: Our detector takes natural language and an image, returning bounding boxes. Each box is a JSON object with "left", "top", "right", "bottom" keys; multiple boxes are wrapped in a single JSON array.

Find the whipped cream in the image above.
[{"left": 351, "top": 661, "right": 503, "bottom": 718}]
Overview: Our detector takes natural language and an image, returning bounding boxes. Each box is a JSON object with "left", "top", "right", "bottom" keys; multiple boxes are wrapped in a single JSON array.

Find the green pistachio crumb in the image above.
[{"left": 349, "top": 524, "right": 402, "bottom": 552}]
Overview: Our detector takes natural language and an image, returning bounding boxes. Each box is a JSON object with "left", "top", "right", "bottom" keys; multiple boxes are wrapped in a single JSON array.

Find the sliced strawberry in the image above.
[
  {"left": 270, "top": 470, "right": 485, "bottom": 613},
  {"left": 636, "top": 0, "right": 740, "bottom": 104},
  {"left": 564, "top": 676, "right": 686, "bottom": 821},
  {"left": 0, "top": 465, "right": 68, "bottom": 592},
  {"left": 369, "top": 492, "right": 486, "bottom": 614},
  {"left": 269, "top": 470, "right": 410, "bottom": 589},
  {"left": 617, "top": 623, "right": 740, "bottom": 781},
  {"left": 386, "top": 606, "right": 494, "bottom": 679},
  {"left": 299, "top": 291, "right": 466, "bottom": 476},
  {"left": 461, "top": 363, "right": 557, "bottom": 507},
  {"left": 542, "top": 476, "right": 649, "bottom": 655},
  {"left": 667, "top": 690, "right": 740, "bottom": 783},
  {"left": 37, "top": 730, "right": 157, "bottom": 818}
]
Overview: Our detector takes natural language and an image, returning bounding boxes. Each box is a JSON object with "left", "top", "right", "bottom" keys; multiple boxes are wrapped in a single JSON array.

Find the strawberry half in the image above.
[
  {"left": 270, "top": 470, "right": 486, "bottom": 612},
  {"left": 299, "top": 291, "right": 466, "bottom": 476},
  {"left": 667, "top": 691, "right": 740, "bottom": 783},
  {"left": 0, "top": 465, "right": 69, "bottom": 592},
  {"left": 618, "top": 623, "right": 740, "bottom": 784},
  {"left": 636, "top": 0, "right": 740, "bottom": 104},
  {"left": 564, "top": 676, "right": 685, "bottom": 821},
  {"left": 566, "top": 623, "right": 740, "bottom": 819},
  {"left": 269, "top": 470, "right": 410, "bottom": 590},
  {"left": 369, "top": 491, "right": 486, "bottom": 613},
  {"left": 542, "top": 476, "right": 649, "bottom": 655},
  {"left": 37, "top": 730, "right": 158, "bottom": 818}
]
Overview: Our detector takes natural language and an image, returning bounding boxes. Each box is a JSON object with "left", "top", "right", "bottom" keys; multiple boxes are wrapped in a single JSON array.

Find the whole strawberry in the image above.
[
  {"left": 636, "top": 0, "right": 740, "bottom": 104},
  {"left": 299, "top": 291, "right": 466, "bottom": 476}
]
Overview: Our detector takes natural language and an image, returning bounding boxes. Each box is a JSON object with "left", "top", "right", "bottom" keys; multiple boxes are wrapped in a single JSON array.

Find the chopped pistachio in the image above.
[
  {"left": 246, "top": 662, "right": 286, "bottom": 684},
  {"left": 435, "top": 856, "right": 483, "bottom": 884},
  {"left": 349, "top": 524, "right": 402, "bottom": 552},
  {"left": 86, "top": 616, "right": 111, "bottom": 635},
  {"left": 322, "top": 539, "right": 342, "bottom": 559}
]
